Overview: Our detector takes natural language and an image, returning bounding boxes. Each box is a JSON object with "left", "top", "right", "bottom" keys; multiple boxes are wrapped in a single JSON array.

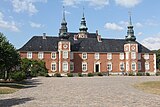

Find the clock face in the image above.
[
  {"left": 131, "top": 46, "right": 135, "bottom": 51},
  {"left": 63, "top": 44, "right": 68, "bottom": 49}
]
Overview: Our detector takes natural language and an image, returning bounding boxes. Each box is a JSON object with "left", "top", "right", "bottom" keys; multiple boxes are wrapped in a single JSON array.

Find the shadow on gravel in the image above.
[{"left": 0, "top": 97, "right": 34, "bottom": 107}]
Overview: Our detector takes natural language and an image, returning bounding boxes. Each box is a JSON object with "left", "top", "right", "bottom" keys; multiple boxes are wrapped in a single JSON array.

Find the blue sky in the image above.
[{"left": 0, "top": 0, "right": 160, "bottom": 50}]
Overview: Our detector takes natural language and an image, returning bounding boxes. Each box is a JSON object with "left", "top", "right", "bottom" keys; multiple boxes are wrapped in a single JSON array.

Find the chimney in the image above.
[
  {"left": 43, "top": 33, "right": 46, "bottom": 39},
  {"left": 74, "top": 35, "right": 78, "bottom": 40},
  {"left": 96, "top": 30, "right": 102, "bottom": 42}
]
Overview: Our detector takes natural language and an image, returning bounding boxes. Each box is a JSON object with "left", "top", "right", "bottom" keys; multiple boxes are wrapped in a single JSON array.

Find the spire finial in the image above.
[
  {"left": 128, "top": 11, "right": 132, "bottom": 25},
  {"left": 62, "top": 6, "right": 66, "bottom": 22},
  {"left": 83, "top": 6, "right": 85, "bottom": 18}
]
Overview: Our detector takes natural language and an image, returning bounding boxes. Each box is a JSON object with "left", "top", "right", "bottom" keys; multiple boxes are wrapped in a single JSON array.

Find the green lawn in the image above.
[
  {"left": 0, "top": 83, "right": 24, "bottom": 94},
  {"left": 134, "top": 81, "right": 160, "bottom": 95}
]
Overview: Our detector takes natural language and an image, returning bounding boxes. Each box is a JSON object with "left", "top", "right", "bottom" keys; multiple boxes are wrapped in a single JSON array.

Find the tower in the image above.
[
  {"left": 78, "top": 7, "right": 88, "bottom": 38},
  {"left": 124, "top": 12, "right": 138, "bottom": 74},
  {"left": 59, "top": 6, "right": 68, "bottom": 38}
]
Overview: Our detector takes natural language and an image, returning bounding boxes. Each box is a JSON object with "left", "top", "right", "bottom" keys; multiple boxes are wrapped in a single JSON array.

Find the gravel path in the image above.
[{"left": 0, "top": 76, "right": 160, "bottom": 107}]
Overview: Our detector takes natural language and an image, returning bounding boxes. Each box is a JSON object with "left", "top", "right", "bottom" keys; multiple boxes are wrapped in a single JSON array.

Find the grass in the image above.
[
  {"left": 134, "top": 81, "right": 160, "bottom": 95},
  {"left": 0, "top": 83, "right": 24, "bottom": 94}
]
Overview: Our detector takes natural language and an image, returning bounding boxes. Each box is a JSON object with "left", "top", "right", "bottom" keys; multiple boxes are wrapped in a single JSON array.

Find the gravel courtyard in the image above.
[{"left": 0, "top": 76, "right": 160, "bottom": 107}]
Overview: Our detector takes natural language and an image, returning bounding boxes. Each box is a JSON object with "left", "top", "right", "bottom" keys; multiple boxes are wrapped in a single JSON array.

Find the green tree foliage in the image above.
[
  {"left": 21, "top": 58, "right": 48, "bottom": 77},
  {"left": 155, "top": 49, "right": 160, "bottom": 69},
  {"left": 0, "top": 33, "right": 20, "bottom": 79}
]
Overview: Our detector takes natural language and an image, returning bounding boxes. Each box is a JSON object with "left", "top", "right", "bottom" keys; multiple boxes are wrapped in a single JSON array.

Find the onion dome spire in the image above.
[
  {"left": 125, "top": 12, "right": 136, "bottom": 42},
  {"left": 79, "top": 7, "right": 88, "bottom": 33},
  {"left": 59, "top": 6, "right": 68, "bottom": 37}
]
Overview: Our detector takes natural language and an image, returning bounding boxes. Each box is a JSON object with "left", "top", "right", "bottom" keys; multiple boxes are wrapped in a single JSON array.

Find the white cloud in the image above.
[
  {"left": 115, "top": 0, "right": 141, "bottom": 8},
  {"left": 135, "top": 22, "right": 143, "bottom": 27},
  {"left": 87, "top": 0, "right": 109, "bottom": 9},
  {"left": 137, "top": 32, "right": 143, "bottom": 36},
  {"left": 30, "top": 22, "right": 44, "bottom": 28},
  {"left": 104, "top": 23, "right": 124, "bottom": 31},
  {"left": 11, "top": 0, "right": 47, "bottom": 15},
  {"left": 0, "top": 12, "right": 20, "bottom": 32},
  {"left": 141, "top": 33, "right": 160, "bottom": 50},
  {"left": 62, "top": 0, "right": 109, "bottom": 9}
]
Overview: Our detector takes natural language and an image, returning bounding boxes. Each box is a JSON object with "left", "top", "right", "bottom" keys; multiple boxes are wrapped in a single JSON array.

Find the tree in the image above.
[
  {"left": 155, "top": 49, "right": 160, "bottom": 70},
  {"left": 0, "top": 33, "right": 20, "bottom": 79}
]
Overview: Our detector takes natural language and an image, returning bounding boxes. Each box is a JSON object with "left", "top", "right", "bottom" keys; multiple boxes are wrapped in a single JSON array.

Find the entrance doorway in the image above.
[{"left": 95, "top": 64, "right": 99, "bottom": 72}]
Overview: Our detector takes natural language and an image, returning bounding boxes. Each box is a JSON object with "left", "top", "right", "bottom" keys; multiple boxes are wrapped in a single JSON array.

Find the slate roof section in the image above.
[{"left": 18, "top": 33, "right": 152, "bottom": 53}]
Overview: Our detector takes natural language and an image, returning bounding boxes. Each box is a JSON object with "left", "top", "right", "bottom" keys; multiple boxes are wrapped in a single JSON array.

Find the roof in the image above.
[{"left": 18, "top": 33, "right": 152, "bottom": 53}]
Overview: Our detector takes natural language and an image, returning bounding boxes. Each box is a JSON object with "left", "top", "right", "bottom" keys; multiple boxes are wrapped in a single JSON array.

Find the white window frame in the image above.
[
  {"left": 51, "top": 62, "right": 56, "bottom": 72},
  {"left": 107, "top": 53, "right": 112, "bottom": 60},
  {"left": 145, "top": 62, "right": 150, "bottom": 70},
  {"left": 82, "top": 62, "right": 87, "bottom": 72},
  {"left": 70, "top": 62, "right": 74, "bottom": 72},
  {"left": 131, "top": 52, "right": 136, "bottom": 59},
  {"left": 70, "top": 52, "right": 74, "bottom": 60},
  {"left": 120, "top": 53, "right": 124, "bottom": 60},
  {"left": 62, "top": 61, "right": 68, "bottom": 72},
  {"left": 138, "top": 53, "right": 141, "bottom": 60},
  {"left": 95, "top": 53, "right": 99, "bottom": 60},
  {"left": 138, "top": 62, "right": 141, "bottom": 70},
  {"left": 51, "top": 52, "right": 56, "bottom": 59},
  {"left": 38, "top": 52, "right": 44, "bottom": 59},
  {"left": 82, "top": 53, "right": 87, "bottom": 60},
  {"left": 126, "top": 52, "right": 129, "bottom": 60},
  {"left": 131, "top": 62, "right": 136, "bottom": 71},
  {"left": 144, "top": 53, "right": 149, "bottom": 60},
  {"left": 120, "top": 62, "right": 125, "bottom": 71},
  {"left": 27, "top": 52, "right": 32, "bottom": 59},
  {"left": 63, "top": 51, "right": 68, "bottom": 59},
  {"left": 107, "top": 62, "right": 112, "bottom": 71}
]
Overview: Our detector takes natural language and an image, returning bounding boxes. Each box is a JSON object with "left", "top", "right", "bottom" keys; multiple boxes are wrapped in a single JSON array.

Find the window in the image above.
[
  {"left": 131, "top": 52, "right": 136, "bottom": 59},
  {"left": 126, "top": 62, "right": 129, "bottom": 71},
  {"left": 38, "top": 52, "right": 44, "bottom": 59},
  {"left": 107, "top": 62, "right": 112, "bottom": 71},
  {"left": 107, "top": 53, "right": 112, "bottom": 60},
  {"left": 120, "top": 62, "right": 125, "bottom": 71},
  {"left": 70, "top": 52, "right": 74, "bottom": 60},
  {"left": 63, "top": 51, "right": 68, "bottom": 59},
  {"left": 120, "top": 53, "right": 124, "bottom": 60},
  {"left": 82, "top": 62, "right": 87, "bottom": 72},
  {"left": 27, "top": 52, "right": 32, "bottom": 59},
  {"left": 51, "top": 52, "right": 56, "bottom": 59},
  {"left": 82, "top": 53, "right": 87, "bottom": 60},
  {"left": 144, "top": 53, "right": 149, "bottom": 60},
  {"left": 145, "top": 62, "right": 149, "bottom": 70},
  {"left": 126, "top": 52, "right": 129, "bottom": 60},
  {"left": 51, "top": 62, "right": 56, "bottom": 72},
  {"left": 63, "top": 62, "right": 68, "bottom": 72},
  {"left": 138, "top": 62, "right": 141, "bottom": 70},
  {"left": 131, "top": 62, "right": 136, "bottom": 71},
  {"left": 95, "top": 53, "right": 99, "bottom": 60},
  {"left": 70, "top": 62, "right": 74, "bottom": 72},
  {"left": 138, "top": 53, "right": 141, "bottom": 60}
]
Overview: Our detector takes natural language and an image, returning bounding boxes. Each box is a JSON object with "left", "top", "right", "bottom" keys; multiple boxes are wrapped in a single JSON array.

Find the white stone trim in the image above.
[{"left": 154, "top": 53, "right": 157, "bottom": 73}]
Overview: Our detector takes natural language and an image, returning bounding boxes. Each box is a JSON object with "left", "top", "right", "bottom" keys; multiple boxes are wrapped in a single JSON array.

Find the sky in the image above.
[{"left": 0, "top": 0, "right": 160, "bottom": 50}]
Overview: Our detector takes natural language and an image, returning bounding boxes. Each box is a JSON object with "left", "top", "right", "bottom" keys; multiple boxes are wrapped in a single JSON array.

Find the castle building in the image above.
[{"left": 19, "top": 10, "right": 157, "bottom": 76}]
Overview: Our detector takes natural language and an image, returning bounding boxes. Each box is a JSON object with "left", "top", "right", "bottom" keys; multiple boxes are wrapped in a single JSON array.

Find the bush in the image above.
[
  {"left": 97, "top": 72, "right": 103, "bottom": 76},
  {"left": 87, "top": 73, "right": 94, "bottom": 77},
  {"left": 54, "top": 73, "right": 61, "bottom": 77},
  {"left": 67, "top": 73, "right": 73, "bottom": 77},
  {"left": 128, "top": 72, "right": 134, "bottom": 76},
  {"left": 78, "top": 73, "right": 83, "bottom": 77},
  {"left": 156, "top": 72, "right": 160, "bottom": 76},
  {"left": 136, "top": 72, "right": 143, "bottom": 76},
  {"left": 146, "top": 73, "right": 150, "bottom": 76},
  {"left": 0, "top": 71, "right": 5, "bottom": 79},
  {"left": 11, "top": 71, "right": 26, "bottom": 81}
]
